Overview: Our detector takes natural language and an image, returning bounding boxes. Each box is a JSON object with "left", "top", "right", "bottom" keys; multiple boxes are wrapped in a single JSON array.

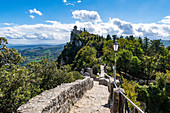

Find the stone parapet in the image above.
[{"left": 17, "top": 77, "right": 93, "bottom": 113}]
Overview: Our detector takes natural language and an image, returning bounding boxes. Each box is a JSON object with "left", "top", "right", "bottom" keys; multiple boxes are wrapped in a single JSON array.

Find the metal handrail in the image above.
[
  {"left": 104, "top": 72, "right": 144, "bottom": 113},
  {"left": 120, "top": 91, "right": 144, "bottom": 113},
  {"left": 104, "top": 73, "right": 110, "bottom": 79},
  {"left": 104, "top": 73, "right": 118, "bottom": 88},
  {"left": 113, "top": 81, "right": 117, "bottom": 88}
]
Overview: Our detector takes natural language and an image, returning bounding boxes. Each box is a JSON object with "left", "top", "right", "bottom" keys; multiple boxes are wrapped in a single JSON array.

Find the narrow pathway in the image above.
[{"left": 70, "top": 81, "right": 110, "bottom": 113}]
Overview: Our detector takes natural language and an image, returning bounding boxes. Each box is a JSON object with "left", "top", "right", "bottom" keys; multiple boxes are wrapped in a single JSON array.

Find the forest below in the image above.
[{"left": 0, "top": 28, "right": 169, "bottom": 113}]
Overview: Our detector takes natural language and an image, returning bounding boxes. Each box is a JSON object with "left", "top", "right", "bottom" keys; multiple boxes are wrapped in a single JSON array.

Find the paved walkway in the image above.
[{"left": 70, "top": 81, "right": 110, "bottom": 113}]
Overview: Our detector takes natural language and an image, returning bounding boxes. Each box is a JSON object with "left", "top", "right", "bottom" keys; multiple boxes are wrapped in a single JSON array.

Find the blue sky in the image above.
[{"left": 0, "top": 0, "right": 170, "bottom": 44}]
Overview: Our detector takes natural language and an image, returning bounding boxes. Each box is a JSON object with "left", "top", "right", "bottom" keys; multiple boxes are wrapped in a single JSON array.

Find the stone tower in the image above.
[{"left": 70, "top": 25, "right": 82, "bottom": 43}]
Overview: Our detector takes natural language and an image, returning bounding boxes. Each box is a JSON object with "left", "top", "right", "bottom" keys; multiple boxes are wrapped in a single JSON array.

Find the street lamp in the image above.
[
  {"left": 104, "top": 56, "right": 106, "bottom": 73},
  {"left": 113, "top": 40, "right": 119, "bottom": 82}
]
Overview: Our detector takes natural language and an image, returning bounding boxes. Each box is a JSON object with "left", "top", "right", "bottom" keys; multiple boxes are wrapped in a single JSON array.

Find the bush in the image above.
[
  {"left": 93, "top": 64, "right": 100, "bottom": 75},
  {"left": 121, "top": 78, "right": 140, "bottom": 110},
  {"left": 137, "top": 71, "right": 170, "bottom": 113}
]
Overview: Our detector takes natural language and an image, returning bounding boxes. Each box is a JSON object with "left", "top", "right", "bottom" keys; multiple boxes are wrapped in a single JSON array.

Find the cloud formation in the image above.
[
  {"left": 29, "top": 15, "right": 35, "bottom": 19},
  {"left": 0, "top": 22, "right": 73, "bottom": 44},
  {"left": 77, "top": 0, "right": 81, "bottom": 3},
  {"left": 72, "top": 10, "right": 102, "bottom": 23},
  {"left": 159, "top": 16, "right": 170, "bottom": 24},
  {"left": 63, "top": 0, "right": 75, "bottom": 6},
  {"left": 4, "top": 23, "right": 12, "bottom": 25},
  {"left": 63, "top": 0, "right": 81, "bottom": 6},
  {"left": 66, "top": 3, "right": 74, "bottom": 6},
  {"left": 29, "top": 8, "right": 42, "bottom": 16},
  {"left": 1, "top": 12, "right": 170, "bottom": 45},
  {"left": 63, "top": 0, "right": 67, "bottom": 3}
]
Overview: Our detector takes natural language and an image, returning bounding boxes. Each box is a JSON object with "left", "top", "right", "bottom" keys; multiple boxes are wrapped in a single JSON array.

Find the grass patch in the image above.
[{"left": 42, "top": 50, "right": 51, "bottom": 54}]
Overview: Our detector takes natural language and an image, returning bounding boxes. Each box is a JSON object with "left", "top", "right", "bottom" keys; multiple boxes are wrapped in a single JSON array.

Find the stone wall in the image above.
[{"left": 17, "top": 77, "right": 93, "bottom": 113}]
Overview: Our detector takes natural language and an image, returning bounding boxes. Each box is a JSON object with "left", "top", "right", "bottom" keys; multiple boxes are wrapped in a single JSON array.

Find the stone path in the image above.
[{"left": 70, "top": 81, "right": 110, "bottom": 113}]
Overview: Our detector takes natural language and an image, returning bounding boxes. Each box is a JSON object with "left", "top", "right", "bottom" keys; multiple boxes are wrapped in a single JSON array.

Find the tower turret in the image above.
[{"left": 70, "top": 25, "right": 82, "bottom": 42}]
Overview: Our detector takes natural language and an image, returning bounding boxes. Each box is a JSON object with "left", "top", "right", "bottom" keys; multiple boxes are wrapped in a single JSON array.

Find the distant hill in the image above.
[
  {"left": 8, "top": 44, "right": 65, "bottom": 50},
  {"left": 12, "top": 44, "right": 65, "bottom": 65},
  {"left": 161, "top": 40, "right": 170, "bottom": 47}
]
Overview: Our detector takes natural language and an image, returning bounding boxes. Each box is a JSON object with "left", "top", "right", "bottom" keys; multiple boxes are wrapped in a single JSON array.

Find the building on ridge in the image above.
[{"left": 70, "top": 25, "right": 82, "bottom": 43}]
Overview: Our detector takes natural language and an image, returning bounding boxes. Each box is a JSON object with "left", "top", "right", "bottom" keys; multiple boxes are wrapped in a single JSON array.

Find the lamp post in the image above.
[
  {"left": 104, "top": 56, "right": 106, "bottom": 73},
  {"left": 113, "top": 40, "right": 119, "bottom": 82}
]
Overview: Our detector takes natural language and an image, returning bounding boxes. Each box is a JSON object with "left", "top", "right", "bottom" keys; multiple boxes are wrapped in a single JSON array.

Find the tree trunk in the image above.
[{"left": 147, "top": 74, "right": 149, "bottom": 85}]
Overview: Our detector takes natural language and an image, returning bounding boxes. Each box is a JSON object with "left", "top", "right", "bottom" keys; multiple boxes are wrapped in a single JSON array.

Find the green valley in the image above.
[{"left": 18, "top": 45, "right": 64, "bottom": 65}]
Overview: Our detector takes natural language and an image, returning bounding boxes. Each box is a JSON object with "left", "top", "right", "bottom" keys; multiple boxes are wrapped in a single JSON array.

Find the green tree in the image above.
[
  {"left": 106, "top": 34, "right": 111, "bottom": 40},
  {"left": 0, "top": 65, "right": 40, "bottom": 112},
  {"left": 129, "top": 35, "right": 135, "bottom": 40},
  {"left": 130, "top": 56, "right": 141, "bottom": 79},
  {"left": 57, "top": 42, "right": 81, "bottom": 65},
  {"left": 74, "top": 46, "right": 98, "bottom": 70},
  {"left": 148, "top": 39, "right": 164, "bottom": 56},
  {"left": 138, "top": 37, "right": 144, "bottom": 49},
  {"left": 155, "top": 51, "right": 169, "bottom": 73},
  {"left": 118, "top": 38, "right": 127, "bottom": 50},
  {"left": 124, "top": 39, "right": 144, "bottom": 60},
  {"left": 143, "top": 56, "right": 156, "bottom": 84},
  {"left": 102, "top": 40, "right": 114, "bottom": 66},
  {"left": 137, "top": 71, "right": 170, "bottom": 113},
  {"left": 166, "top": 50, "right": 170, "bottom": 70},
  {"left": 112, "top": 35, "right": 117, "bottom": 42},
  {"left": 167, "top": 46, "right": 170, "bottom": 50},
  {"left": 143, "top": 37, "right": 149, "bottom": 54},
  {"left": 117, "top": 49, "right": 133, "bottom": 74},
  {"left": 0, "top": 37, "right": 23, "bottom": 68}
]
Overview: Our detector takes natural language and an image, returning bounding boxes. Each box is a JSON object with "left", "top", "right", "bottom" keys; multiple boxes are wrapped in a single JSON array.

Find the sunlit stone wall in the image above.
[{"left": 17, "top": 77, "right": 93, "bottom": 113}]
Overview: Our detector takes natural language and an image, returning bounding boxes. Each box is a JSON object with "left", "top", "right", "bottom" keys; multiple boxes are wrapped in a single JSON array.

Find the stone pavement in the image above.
[{"left": 70, "top": 81, "right": 110, "bottom": 113}]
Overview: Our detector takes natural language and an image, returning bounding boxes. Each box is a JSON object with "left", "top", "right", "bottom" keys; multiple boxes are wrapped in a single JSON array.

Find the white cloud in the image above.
[
  {"left": 77, "top": 0, "right": 81, "bottom": 3},
  {"left": 159, "top": 16, "right": 170, "bottom": 24},
  {"left": 1, "top": 16, "right": 170, "bottom": 45},
  {"left": 66, "top": 3, "right": 74, "bottom": 6},
  {"left": 63, "top": 0, "right": 75, "bottom": 5},
  {"left": 29, "top": 15, "right": 35, "bottom": 19},
  {"left": 63, "top": 0, "right": 81, "bottom": 6},
  {"left": 109, "top": 18, "right": 133, "bottom": 35},
  {"left": 4, "top": 23, "right": 12, "bottom": 25},
  {"left": 46, "top": 20, "right": 60, "bottom": 24},
  {"left": 0, "top": 22, "right": 74, "bottom": 44},
  {"left": 29, "top": 8, "right": 42, "bottom": 16},
  {"left": 72, "top": 10, "right": 102, "bottom": 23}
]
